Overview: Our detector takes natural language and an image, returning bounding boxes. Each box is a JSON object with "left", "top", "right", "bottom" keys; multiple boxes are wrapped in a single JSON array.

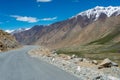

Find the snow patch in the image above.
[
  {"left": 72, "top": 6, "right": 120, "bottom": 21},
  {"left": 5, "top": 28, "right": 31, "bottom": 34}
]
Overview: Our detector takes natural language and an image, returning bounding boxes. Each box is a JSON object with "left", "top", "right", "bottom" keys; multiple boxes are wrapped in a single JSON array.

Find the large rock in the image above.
[
  {"left": 93, "top": 75, "right": 104, "bottom": 80},
  {"left": 98, "top": 58, "right": 118, "bottom": 69},
  {"left": 71, "top": 54, "right": 77, "bottom": 59},
  {"left": 58, "top": 54, "right": 71, "bottom": 60},
  {"left": 92, "top": 60, "right": 98, "bottom": 65},
  {"left": 82, "top": 58, "right": 92, "bottom": 63}
]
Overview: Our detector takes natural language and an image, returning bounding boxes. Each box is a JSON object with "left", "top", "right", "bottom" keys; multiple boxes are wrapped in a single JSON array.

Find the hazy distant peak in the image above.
[{"left": 5, "top": 28, "right": 31, "bottom": 34}]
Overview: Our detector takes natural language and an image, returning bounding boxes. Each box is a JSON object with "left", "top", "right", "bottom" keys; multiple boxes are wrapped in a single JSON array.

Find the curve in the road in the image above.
[{"left": 0, "top": 46, "right": 79, "bottom": 80}]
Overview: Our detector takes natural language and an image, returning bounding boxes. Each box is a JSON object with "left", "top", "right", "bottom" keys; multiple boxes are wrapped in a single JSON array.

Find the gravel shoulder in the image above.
[{"left": 28, "top": 47, "right": 120, "bottom": 80}]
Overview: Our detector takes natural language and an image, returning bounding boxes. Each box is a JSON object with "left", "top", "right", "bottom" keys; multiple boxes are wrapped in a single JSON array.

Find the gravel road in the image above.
[{"left": 0, "top": 46, "right": 79, "bottom": 80}]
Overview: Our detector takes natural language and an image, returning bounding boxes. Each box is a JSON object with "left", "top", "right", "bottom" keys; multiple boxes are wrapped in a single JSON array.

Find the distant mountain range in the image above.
[
  {"left": 13, "top": 6, "right": 120, "bottom": 49},
  {"left": 5, "top": 28, "right": 30, "bottom": 34}
]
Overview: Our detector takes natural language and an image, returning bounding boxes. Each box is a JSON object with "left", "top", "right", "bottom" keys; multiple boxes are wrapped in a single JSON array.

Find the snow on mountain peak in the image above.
[
  {"left": 5, "top": 28, "right": 31, "bottom": 34},
  {"left": 75, "top": 6, "right": 120, "bottom": 21},
  {"left": 12, "top": 28, "right": 30, "bottom": 34}
]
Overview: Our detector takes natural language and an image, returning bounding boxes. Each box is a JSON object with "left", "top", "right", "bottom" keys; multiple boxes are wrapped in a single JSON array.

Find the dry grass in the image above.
[{"left": 56, "top": 44, "right": 120, "bottom": 66}]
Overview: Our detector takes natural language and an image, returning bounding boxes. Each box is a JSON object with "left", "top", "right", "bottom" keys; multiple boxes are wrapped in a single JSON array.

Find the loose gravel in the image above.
[{"left": 29, "top": 48, "right": 120, "bottom": 80}]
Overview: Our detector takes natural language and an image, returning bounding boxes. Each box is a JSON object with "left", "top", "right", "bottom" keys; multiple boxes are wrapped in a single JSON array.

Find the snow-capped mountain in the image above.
[
  {"left": 13, "top": 6, "right": 120, "bottom": 48},
  {"left": 73, "top": 6, "right": 120, "bottom": 21},
  {"left": 6, "top": 28, "right": 30, "bottom": 34},
  {"left": 12, "top": 28, "right": 30, "bottom": 34}
]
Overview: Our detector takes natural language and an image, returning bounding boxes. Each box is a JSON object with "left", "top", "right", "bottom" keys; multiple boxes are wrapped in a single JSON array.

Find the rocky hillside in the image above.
[
  {"left": 13, "top": 6, "right": 120, "bottom": 49},
  {"left": 0, "top": 30, "right": 19, "bottom": 51},
  {"left": 14, "top": 25, "right": 45, "bottom": 44}
]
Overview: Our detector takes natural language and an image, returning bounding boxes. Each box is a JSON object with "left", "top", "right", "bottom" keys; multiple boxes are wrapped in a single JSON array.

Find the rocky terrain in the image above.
[
  {"left": 0, "top": 30, "right": 19, "bottom": 52},
  {"left": 28, "top": 47, "right": 120, "bottom": 80}
]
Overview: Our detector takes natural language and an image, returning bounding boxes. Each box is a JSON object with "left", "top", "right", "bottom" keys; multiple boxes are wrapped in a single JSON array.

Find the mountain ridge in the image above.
[
  {"left": 13, "top": 6, "right": 120, "bottom": 49},
  {"left": 5, "top": 28, "right": 30, "bottom": 34},
  {"left": 72, "top": 6, "right": 120, "bottom": 21}
]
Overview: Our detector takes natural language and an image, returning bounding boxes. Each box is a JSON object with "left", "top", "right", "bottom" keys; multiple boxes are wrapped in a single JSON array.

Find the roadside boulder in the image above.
[
  {"left": 58, "top": 54, "right": 71, "bottom": 60},
  {"left": 71, "top": 54, "right": 77, "bottom": 59},
  {"left": 93, "top": 75, "right": 104, "bottom": 80},
  {"left": 82, "top": 58, "right": 92, "bottom": 63},
  {"left": 98, "top": 58, "right": 118, "bottom": 69},
  {"left": 92, "top": 60, "right": 98, "bottom": 65}
]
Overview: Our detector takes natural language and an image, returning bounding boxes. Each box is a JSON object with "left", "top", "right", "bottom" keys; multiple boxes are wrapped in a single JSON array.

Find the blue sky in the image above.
[{"left": 0, "top": 0, "right": 120, "bottom": 30}]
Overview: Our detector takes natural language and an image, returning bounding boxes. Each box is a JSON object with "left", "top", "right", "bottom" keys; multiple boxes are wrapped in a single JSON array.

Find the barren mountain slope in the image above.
[
  {"left": 13, "top": 6, "right": 120, "bottom": 49},
  {"left": 0, "top": 30, "right": 19, "bottom": 51}
]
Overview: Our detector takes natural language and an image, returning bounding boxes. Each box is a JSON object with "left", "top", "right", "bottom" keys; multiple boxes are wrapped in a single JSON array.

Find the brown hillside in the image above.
[
  {"left": 14, "top": 16, "right": 120, "bottom": 49},
  {"left": 35, "top": 16, "right": 120, "bottom": 49},
  {"left": 0, "top": 30, "right": 19, "bottom": 51}
]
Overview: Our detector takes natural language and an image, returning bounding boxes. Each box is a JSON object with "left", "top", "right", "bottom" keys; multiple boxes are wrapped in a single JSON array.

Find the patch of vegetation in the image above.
[
  {"left": 87, "top": 25, "right": 120, "bottom": 45},
  {"left": 56, "top": 42, "right": 120, "bottom": 66},
  {"left": 56, "top": 49, "right": 120, "bottom": 66},
  {"left": 56, "top": 50, "right": 85, "bottom": 57},
  {"left": 56, "top": 25, "right": 120, "bottom": 66},
  {"left": 102, "top": 42, "right": 120, "bottom": 53}
]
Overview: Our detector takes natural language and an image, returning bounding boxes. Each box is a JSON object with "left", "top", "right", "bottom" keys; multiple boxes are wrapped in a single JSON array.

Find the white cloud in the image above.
[
  {"left": 37, "top": 0, "right": 52, "bottom": 2},
  {"left": 40, "top": 16, "right": 57, "bottom": 21},
  {"left": 10, "top": 15, "right": 39, "bottom": 23}
]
